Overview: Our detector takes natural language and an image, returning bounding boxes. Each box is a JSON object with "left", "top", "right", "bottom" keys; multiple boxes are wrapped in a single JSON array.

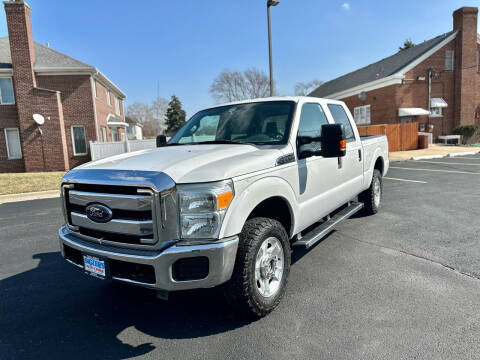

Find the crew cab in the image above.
[{"left": 59, "top": 96, "right": 389, "bottom": 317}]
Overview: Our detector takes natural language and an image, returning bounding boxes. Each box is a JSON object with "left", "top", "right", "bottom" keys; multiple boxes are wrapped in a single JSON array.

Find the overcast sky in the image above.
[{"left": 0, "top": 0, "right": 476, "bottom": 117}]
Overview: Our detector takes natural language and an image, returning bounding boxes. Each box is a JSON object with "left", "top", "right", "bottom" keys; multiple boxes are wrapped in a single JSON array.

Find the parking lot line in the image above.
[
  {"left": 390, "top": 166, "right": 480, "bottom": 175},
  {"left": 413, "top": 160, "right": 480, "bottom": 166},
  {"left": 384, "top": 177, "right": 427, "bottom": 183}
]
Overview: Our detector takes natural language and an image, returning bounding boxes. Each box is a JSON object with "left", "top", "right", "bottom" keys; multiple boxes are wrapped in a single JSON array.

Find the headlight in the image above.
[{"left": 178, "top": 180, "right": 234, "bottom": 239}]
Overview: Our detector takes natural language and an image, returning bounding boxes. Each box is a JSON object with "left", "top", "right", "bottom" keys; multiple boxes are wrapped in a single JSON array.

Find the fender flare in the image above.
[{"left": 219, "top": 176, "right": 298, "bottom": 238}]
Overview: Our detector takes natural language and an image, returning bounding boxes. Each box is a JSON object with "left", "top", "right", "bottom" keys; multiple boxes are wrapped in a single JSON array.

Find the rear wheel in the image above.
[
  {"left": 359, "top": 169, "right": 382, "bottom": 215},
  {"left": 223, "top": 217, "right": 291, "bottom": 318}
]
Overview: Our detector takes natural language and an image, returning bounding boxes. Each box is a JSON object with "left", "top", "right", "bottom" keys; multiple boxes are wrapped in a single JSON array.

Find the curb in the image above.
[
  {"left": 410, "top": 150, "right": 480, "bottom": 161},
  {"left": 447, "top": 151, "right": 476, "bottom": 157},
  {"left": 0, "top": 190, "right": 60, "bottom": 204},
  {"left": 411, "top": 155, "right": 444, "bottom": 160}
]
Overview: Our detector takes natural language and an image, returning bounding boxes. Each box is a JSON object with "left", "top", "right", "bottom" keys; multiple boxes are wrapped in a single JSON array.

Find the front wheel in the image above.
[
  {"left": 222, "top": 217, "right": 291, "bottom": 318},
  {"left": 359, "top": 169, "right": 383, "bottom": 215}
]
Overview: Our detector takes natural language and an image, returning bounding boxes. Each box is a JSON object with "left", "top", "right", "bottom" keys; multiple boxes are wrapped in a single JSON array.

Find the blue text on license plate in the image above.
[{"left": 83, "top": 255, "right": 106, "bottom": 277}]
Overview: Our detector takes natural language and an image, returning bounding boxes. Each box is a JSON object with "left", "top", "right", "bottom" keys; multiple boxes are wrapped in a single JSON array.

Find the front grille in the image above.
[{"left": 63, "top": 183, "right": 158, "bottom": 246}]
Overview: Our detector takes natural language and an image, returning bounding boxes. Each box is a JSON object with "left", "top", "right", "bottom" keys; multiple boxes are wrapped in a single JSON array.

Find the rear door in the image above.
[{"left": 326, "top": 103, "right": 364, "bottom": 201}]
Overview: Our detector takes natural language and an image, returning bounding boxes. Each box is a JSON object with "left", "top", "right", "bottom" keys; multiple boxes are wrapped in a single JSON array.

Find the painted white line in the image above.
[
  {"left": 412, "top": 160, "right": 480, "bottom": 166},
  {"left": 384, "top": 177, "right": 427, "bottom": 184},
  {"left": 411, "top": 155, "right": 444, "bottom": 160},
  {"left": 447, "top": 151, "right": 477, "bottom": 157},
  {"left": 390, "top": 166, "right": 480, "bottom": 175}
]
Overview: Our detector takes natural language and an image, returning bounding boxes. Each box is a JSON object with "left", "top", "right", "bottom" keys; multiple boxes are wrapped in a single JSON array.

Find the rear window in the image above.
[{"left": 327, "top": 104, "right": 355, "bottom": 141}]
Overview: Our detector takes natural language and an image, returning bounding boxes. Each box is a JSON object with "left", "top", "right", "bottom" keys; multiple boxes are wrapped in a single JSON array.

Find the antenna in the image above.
[{"left": 33, "top": 113, "right": 45, "bottom": 125}]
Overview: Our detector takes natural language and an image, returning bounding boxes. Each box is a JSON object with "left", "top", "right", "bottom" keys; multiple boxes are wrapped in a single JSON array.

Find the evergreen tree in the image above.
[
  {"left": 398, "top": 39, "right": 415, "bottom": 51},
  {"left": 165, "top": 95, "right": 186, "bottom": 134}
]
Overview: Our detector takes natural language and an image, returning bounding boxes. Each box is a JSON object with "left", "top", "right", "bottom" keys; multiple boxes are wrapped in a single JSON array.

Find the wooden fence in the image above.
[{"left": 357, "top": 123, "right": 418, "bottom": 152}]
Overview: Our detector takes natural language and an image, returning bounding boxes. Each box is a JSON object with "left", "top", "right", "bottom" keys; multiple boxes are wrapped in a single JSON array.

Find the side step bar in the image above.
[{"left": 292, "top": 202, "right": 364, "bottom": 249}]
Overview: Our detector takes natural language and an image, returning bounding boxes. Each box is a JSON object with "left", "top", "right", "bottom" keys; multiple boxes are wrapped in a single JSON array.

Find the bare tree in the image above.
[
  {"left": 210, "top": 68, "right": 270, "bottom": 103},
  {"left": 294, "top": 79, "right": 324, "bottom": 96},
  {"left": 126, "top": 97, "right": 169, "bottom": 137}
]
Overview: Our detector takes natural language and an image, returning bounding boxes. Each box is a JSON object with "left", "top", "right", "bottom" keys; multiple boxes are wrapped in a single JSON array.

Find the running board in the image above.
[{"left": 292, "top": 202, "right": 364, "bottom": 249}]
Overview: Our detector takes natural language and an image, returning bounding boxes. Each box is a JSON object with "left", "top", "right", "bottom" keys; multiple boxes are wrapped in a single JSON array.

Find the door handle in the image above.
[{"left": 358, "top": 149, "right": 362, "bottom": 161}]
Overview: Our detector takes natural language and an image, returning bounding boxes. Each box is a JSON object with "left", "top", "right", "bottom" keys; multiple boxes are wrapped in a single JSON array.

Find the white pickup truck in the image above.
[{"left": 59, "top": 96, "right": 388, "bottom": 317}]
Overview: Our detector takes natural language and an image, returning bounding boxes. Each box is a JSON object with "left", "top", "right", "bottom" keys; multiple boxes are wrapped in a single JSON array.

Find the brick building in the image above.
[
  {"left": 0, "top": 0, "right": 127, "bottom": 173},
  {"left": 310, "top": 7, "right": 480, "bottom": 141}
]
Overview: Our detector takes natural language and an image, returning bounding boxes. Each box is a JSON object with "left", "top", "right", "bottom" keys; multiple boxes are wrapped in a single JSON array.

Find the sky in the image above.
[{"left": 0, "top": 0, "right": 476, "bottom": 117}]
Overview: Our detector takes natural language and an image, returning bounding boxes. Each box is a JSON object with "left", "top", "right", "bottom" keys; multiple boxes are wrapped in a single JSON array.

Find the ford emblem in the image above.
[{"left": 86, "top": 203, "right": 113, "bottom": 223}]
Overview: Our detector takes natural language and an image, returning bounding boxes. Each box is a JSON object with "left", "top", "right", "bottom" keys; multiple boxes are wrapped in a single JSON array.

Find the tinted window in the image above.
[
  {"left": 297, "top": 103, "right": 329, "bottom": 153},
  {"left": 170, "top": 101, "right": 296, "bottom": 145},
  {"left": 327, "top": 104, "right": 355, "bottom": 141}
]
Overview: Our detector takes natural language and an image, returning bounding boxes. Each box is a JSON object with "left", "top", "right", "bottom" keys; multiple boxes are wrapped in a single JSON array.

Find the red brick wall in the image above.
[
  {"left": 36, "top": 75, "right": 96, "bottom": 168},
  {"left": 453, "top": 7, "right": 479, "bottom": 129},
  {"left": 339, "top": 39, "right": 469, "bottom": 139},
  {"left": 95, "top": 80, "right": 125, "bottom": 141},
  {"left": 5, "top": 1, "right": 69, "bottom": 172}
]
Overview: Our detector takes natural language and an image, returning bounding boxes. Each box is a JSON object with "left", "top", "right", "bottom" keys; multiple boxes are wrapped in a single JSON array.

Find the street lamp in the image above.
[{"left": 267, "top": 0, "right": 279, "bottom": 97}]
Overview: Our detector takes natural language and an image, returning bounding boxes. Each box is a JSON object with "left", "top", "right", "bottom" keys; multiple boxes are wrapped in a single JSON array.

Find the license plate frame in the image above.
[{"left": 83, "top": 254, "right": 109, "bottom": 280}]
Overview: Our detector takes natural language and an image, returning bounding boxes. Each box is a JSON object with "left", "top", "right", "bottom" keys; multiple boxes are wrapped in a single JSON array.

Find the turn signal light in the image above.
[
  {"left": 339, "top": 139, "right": 347, "bottom": 150},
  {"left": 217, "top": 191, "right": 233, "bottom": 210}
]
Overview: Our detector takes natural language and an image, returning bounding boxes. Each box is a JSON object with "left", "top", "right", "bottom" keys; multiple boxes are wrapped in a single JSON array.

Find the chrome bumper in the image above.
[{"left": 59, "top": 226, "right": 239, "bottom": 291}]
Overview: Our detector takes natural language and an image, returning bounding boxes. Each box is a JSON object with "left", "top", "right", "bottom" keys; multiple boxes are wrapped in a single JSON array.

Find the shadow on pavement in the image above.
[{"left": 0, "top": 252, "right": 251, "bottom": 360}]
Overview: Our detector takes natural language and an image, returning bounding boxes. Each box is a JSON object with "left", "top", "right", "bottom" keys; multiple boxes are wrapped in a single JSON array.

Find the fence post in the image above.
[
  {"left": 89, "top": 141, "right": 95, "bottom": 161},
  {"left": 124, "top": 138, "right": 131, "bottom": 153}
]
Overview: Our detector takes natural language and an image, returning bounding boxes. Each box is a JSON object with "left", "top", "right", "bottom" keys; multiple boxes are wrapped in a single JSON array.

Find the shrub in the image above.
[{"left": 453, "top": 125, "right": 479, "bottom": 144}]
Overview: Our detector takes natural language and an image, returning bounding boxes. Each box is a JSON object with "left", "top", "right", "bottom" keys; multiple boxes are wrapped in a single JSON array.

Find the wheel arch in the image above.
[{"left": 219, "top": 176, "right": 297, "bottom": 239}]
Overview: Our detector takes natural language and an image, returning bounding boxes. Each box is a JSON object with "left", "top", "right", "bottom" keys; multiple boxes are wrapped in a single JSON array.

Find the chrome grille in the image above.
[{"left": 63, "top": 185, "right": 158, "bottom": 246}]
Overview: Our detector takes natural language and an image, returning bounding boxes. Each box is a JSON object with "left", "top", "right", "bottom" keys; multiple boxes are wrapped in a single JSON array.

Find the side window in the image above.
[
  {"left": 297, "top": 103, "right": 329, "bottom": 152},
  {"left": 327, "top": 104, "right": 355, "bottom": 141}
]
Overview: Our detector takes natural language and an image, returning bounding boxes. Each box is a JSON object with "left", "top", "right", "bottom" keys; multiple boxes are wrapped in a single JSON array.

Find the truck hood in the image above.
[{"left": 78, "top": 144, "right": 289, "bottom": 183}]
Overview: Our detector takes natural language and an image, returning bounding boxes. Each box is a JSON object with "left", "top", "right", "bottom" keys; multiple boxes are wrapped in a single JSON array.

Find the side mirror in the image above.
[
  {"left": 320, "top": 124, "right": 346, "bottom": 158},
  {"left": 156, "top": 134, "right": 167, "bottom": 147}
]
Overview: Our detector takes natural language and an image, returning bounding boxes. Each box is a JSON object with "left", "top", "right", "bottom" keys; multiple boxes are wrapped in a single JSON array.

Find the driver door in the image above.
[{"left": 295, "top": 102, "right": 343, "bottom": 231}]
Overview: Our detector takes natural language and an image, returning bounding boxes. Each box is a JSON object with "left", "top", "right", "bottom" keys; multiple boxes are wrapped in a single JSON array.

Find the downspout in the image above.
[{"left": 427, "top": 68, "right": 432, "bottom": 127}]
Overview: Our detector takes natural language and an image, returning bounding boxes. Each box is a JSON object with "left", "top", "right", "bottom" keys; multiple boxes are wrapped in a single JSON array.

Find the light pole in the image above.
[{"left": 267, "top": 0, "right": 279, "bottom": 97}]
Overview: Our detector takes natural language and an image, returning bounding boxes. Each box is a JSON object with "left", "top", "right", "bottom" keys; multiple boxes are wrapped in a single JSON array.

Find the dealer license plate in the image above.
[{"left": 83, "top": 255, "right": 106, "bottom": 279}]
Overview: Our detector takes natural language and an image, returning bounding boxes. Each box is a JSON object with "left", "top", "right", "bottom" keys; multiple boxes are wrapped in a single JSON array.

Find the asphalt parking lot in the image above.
[{"left": 1, "top": 153, "right": 480, "bottom": 360}]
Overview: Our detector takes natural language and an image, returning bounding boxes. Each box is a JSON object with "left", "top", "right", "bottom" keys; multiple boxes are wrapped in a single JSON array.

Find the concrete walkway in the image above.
[
  {"left": 0, "top": 189, "right": 60, "bottom": 204},
  {"left": 389, "top": 144, "right": 480, "bottom": 162}
]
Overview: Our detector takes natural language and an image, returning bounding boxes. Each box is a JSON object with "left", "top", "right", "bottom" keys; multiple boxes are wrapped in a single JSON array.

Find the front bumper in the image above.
[{"left": 59, "top": 226, "right": 239, "bottom": 291}]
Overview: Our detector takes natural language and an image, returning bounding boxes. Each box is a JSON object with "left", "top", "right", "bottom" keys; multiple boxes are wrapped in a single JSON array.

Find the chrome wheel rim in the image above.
[
  {"left": 255, "top": 236, "right": 284, "bottom": 298},
  {"left": 373, "top": 176, "right": 381, "bottom": 207}
]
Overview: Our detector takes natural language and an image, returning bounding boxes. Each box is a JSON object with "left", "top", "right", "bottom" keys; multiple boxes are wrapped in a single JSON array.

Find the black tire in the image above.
[
  {"left": 359, "top": 169, "right": 382, "bottom": 215},
  {"left": 222, "top": 217, "right": 291, "bottom": 318}
]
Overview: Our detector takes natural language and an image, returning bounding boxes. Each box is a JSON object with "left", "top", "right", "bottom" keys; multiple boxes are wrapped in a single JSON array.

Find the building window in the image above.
[
  {"left": 430, "top": 107, "right": 442, "bottom": 117},
  {"left": 445, "top": 50, "right": 454, "bottom": 71},
  {"left": 101, "top": 126, "right": 107, "bottom": 142},
  {"left": 71, "top": 125, "right": 87, "bottom": 156},
  {"left": 106, "top": 89, "right": 111, "bottom": 105},
  {"left": 114, "top": 97, "right": 120, "bottom": 115},
  {"left": 4, "top": 128, "right": 22, "bottom": 159},
  {"left": 353, "top": 105, "right": 371, "bottom": 125},
  {"left": 0, "top": 77, "right": 15, "bottom": 104}
]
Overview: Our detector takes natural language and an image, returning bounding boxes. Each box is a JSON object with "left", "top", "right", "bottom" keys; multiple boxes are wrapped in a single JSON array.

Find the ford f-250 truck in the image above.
[{"left": 59, "top": 96, "right": 388, "bottom": 317}]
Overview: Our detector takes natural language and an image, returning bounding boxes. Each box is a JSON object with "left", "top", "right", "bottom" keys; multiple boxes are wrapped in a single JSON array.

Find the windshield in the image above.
[{"left": 169, "top": 101, "right": 296, "bottom": 145}]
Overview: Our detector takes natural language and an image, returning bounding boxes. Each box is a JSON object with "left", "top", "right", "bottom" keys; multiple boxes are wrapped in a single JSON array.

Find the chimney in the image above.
[
  {"left": 452, "top": 7, "right": 478, "bottom": 128},
  {"left": 4, "top": 0, "right": 36, "bottom": 87}
]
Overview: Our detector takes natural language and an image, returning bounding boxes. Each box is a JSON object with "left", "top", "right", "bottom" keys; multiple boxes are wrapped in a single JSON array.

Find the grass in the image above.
[{"left": 0, "top": 171, "right": 65, "bottom": 195}]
